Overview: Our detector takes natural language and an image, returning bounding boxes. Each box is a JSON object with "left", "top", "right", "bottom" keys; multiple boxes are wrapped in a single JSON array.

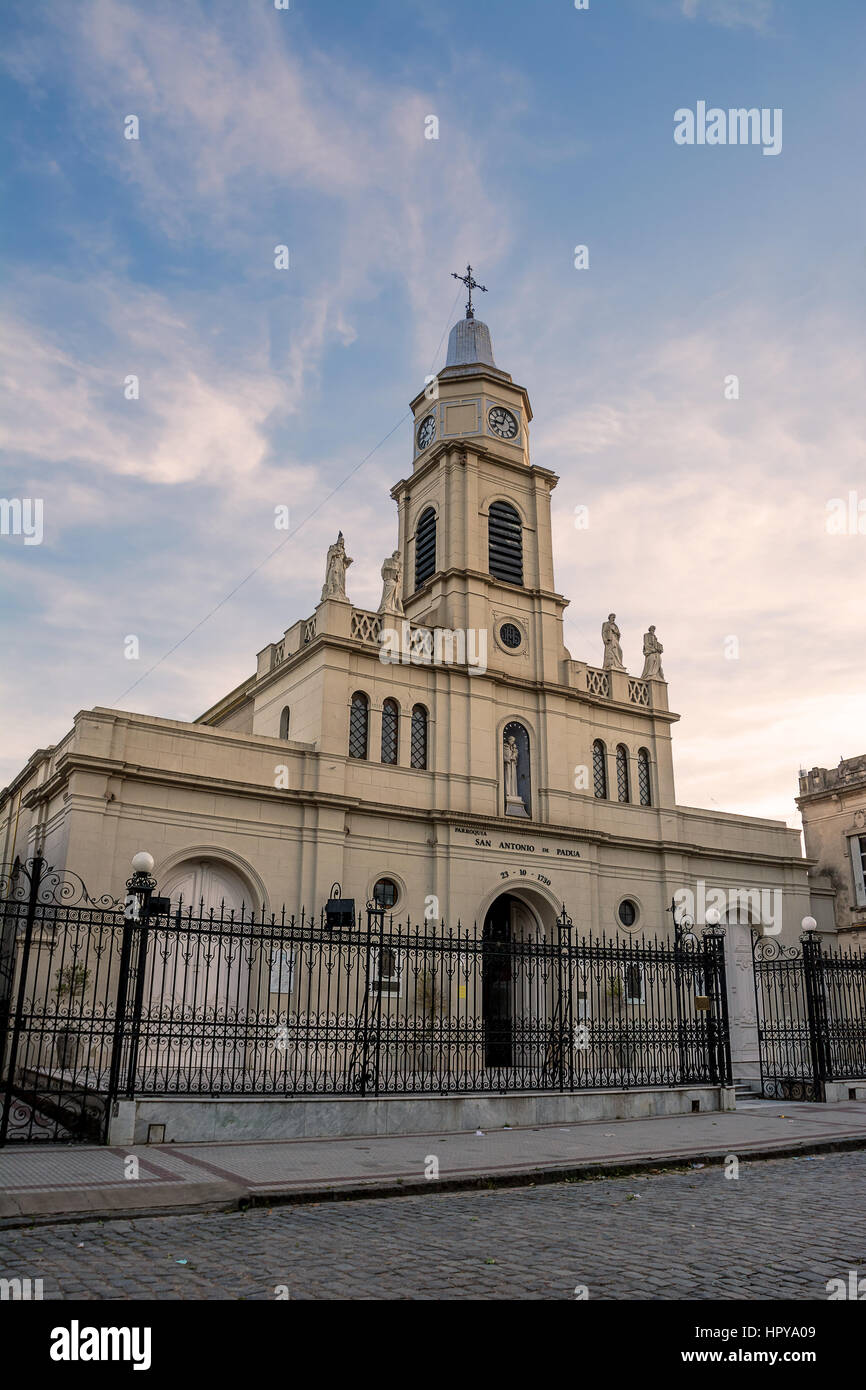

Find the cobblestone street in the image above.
[{"left": 1, "top": 1150, "right": 863, "bottom": 1300}]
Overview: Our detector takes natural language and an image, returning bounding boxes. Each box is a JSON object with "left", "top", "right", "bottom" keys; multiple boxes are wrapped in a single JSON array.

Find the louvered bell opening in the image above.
[
  {"left": 415, "top": 509, "right": 437, "bottom": 589},
  {"left": 488, "top": 502, "right": 523, "bottom": 585}
]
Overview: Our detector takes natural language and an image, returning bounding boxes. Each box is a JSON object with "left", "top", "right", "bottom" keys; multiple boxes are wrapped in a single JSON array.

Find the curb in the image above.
[
  {"left": 243, "top": 1132, "right": 866, "bottom": 1208},
  {"left": 1, "top": 1131, "right": 865, "bottom": 1230}
]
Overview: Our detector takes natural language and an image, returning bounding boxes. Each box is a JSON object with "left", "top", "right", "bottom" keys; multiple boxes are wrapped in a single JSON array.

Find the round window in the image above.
[
  {"left": 499, "top": 622, "right": 522, "bottom": 650},
  {"left": 618, "top": 899, "right": 637, "bottom": 928},
  {"left": 373, "top": 878, "right": 399, "bottom": 909}
]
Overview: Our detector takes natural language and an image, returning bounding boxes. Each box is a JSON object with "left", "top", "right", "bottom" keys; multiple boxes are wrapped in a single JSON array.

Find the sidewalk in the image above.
[{"left": 2, "top": 1099, "right": 865, "bottom": 1227}]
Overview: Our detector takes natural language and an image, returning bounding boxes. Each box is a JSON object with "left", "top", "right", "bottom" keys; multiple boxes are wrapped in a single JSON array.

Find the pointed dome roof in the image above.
[
  {"left": 439, "top": 313, "right": 511, "bottom": 383},
  {"left": 445, "top": 314, "right": 497, "bottom": 369}
]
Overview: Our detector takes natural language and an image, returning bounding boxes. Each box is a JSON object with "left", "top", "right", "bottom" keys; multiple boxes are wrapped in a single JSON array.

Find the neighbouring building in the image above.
[
  {"left": 798, "top": 757, "right": 866, "bottom": 950},
  {"left": 0, "top": 298, "right": 827, "bottom": 1082}
]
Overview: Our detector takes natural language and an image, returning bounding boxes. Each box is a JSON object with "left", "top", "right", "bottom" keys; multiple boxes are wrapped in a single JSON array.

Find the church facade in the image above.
[{"left": 0, "top": 302, "right": 823, "bottom": 1079}]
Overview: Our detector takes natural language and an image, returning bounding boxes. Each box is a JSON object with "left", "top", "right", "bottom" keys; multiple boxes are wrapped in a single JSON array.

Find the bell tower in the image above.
[{"left": 391, "top": 272, "right": 569, "bottom": 684}]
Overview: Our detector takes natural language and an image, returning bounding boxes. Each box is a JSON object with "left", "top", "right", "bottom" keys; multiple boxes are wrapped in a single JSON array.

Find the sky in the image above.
[{"left": 1, "top": 0, "right": 865, "bottom": 829}]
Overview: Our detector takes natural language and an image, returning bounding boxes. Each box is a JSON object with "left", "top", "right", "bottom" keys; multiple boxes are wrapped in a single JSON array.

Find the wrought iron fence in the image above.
[
  {"left": 1, "top": 855, "right": 732, "bottom": 1145},
  {"left": 753, "top": 930, "right": 866, "bottom": 1101},
  {"left": 0, "top": 856, "right": 125, "bottom": 1144}
]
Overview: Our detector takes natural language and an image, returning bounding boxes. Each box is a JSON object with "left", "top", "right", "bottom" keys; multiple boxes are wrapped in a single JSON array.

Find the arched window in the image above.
[
  {"left": 616, "top": 745, "right": 630, "bottom": 803},
  {"left": 592, "top": 740, "right": 607, "bottom": 799},
  {"left": 414, "top": 507, "right": 437, "bottom": 589},
  {"left": 410, "top": 704, "right": 428, "bottom": 769},
  {"left": 503, "top": 720, "right": 531, "bottom": 817},
  {"left": 381, "top": 698, "right": 399, "bottom": 765},
  {"left": 638, "top": 748, "right": 652, "bottom": 806},
  {"left": 488, "top": 500, "right": 523, "bottom": 586},
  {"left": 279, "top": 706, "right": 290, "bottom": 739},
  {"left": 348, "top": 691, "right": 369, "bottom": 760}
]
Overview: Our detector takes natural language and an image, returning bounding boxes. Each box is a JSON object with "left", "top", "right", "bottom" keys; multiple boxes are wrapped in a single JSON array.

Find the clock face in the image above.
[
  {"left": 488, "top": 405, "right": 519, "bottom": 440},
  {"left": 416, "top": 414, "right": 436, "bottom": 450}
]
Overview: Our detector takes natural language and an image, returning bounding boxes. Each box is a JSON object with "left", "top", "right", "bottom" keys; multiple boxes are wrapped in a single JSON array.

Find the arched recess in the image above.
[
  {"left": 480, "top": 888, "right": 562, "bottom": 1071},
  {"left": 502, "top": 719, "right": 532, "bottom": 817},
  {"left": 156, "top": 848, "right": 265, "bottom": 916},
  {"left": 475, "top": 880, "right": 563, "bottom": 939},
  {"left": 145, "top": 851, "right": 267, "bottom": 1086}
]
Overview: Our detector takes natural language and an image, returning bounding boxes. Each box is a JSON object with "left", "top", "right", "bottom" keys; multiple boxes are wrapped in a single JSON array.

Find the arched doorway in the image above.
[
  {"left": 143, "top": 857, "right": 261, "bottom": 1091},
  {"left": 482, "top": 892, "right": 547, "bottom": 1070}
]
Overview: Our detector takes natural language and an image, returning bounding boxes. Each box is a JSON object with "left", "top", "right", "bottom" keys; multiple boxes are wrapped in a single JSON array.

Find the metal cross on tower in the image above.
[{"left": 451, "top": 263, "right": 487, "bottom": 319}]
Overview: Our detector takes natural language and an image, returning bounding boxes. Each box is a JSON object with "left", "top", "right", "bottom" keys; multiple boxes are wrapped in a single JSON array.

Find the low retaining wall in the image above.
[
  {"left": 109, "top": 1085, "right": 735, "bottom": 1145},
  {"left": 822, "top": 1080, "right": 866, "bottom": 1103}
]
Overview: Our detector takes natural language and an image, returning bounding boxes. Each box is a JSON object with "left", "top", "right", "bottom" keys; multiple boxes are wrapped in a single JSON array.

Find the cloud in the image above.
[
  {"left": 540, "top": 295, "right": 866, "bottom": 822},
  {"left": 8, "top": 0, "right": 512, "bottom": 374},
  {"left": 0, "top": 287, "right": 294, "bottom": 489},
  {"left": 680, "top": 0, "right": 774, "bottom": 31}
]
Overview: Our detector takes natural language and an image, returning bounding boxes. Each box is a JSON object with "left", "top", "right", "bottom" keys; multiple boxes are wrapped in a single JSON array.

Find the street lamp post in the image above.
[
  {"left": 107, "top": 852, "right": 157, "bottom": 1112},
  {"left": 668, "top": 897, "right": 698, "bottom": 1082}
]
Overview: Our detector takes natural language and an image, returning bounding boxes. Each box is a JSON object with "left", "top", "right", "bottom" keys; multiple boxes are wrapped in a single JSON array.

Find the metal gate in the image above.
[
  {"left": 0, "top": 856, "right": 124, "bottom": 1144},
  {"left": 752, "top": 928, "right": 866, "bottom": 1101}
]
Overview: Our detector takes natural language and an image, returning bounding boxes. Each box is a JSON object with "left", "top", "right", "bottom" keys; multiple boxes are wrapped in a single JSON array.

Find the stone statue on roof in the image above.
[{"left": 321, "top": 532, "right": 352, "bottom": 602}]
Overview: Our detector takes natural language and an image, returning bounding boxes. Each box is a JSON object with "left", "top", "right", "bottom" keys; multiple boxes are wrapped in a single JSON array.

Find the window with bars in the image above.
[
  {"left": 370, "top": 945, "right": 403, "bottom": 996},
  {"left": 348, "top": 691, "right": 369, "bottom": 760},
  {"left": 616, "top": 745, "right": 630, "bottom": 803},
  {"left": 488, "top": 500, "right": 523, "bottom": 585},
  {"left": 624, "top": 963, "right": 644, "bottom": 1003},
  {"left": 637, "top": 748, "right": 652, "bottom": 806},
  {"left": 592, "top": 740, "right": 607, "bottom": 799},
  {"left": 279, "top": 706, "right": 290, "bottom": 739},
  {"left": 410, "top": 704, "right": 428, "bottom": 769},
  {"left": 381, "top": 698, "right": 399, "bottom": 765},
  {"left": 414, "top": 508, "right": 436, "bottom": 590}
]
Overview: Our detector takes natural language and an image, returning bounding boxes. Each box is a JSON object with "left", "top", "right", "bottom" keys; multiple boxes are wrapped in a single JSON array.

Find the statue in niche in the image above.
[
  {"left": 377, "top": 550, "right": 404, "bottom": 617},
  {"left": 321, "top": 532, "right": 352, "bottom": 602},
  {"left": 503, "top": 734, "right": 529, "bottom": 816},
  {"left": 641, "top": 625, "right": 665, "bottom": 679},
  {"left": 601, "top": 613, "right": 625, "bottom": 671},
  {"left": 504, "top": 736, "right": 519, "bottom": 800}
]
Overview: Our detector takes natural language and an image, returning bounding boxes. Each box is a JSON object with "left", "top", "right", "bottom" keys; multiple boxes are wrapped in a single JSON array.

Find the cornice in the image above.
[
  {"left": 409, "top": 370, "right": 532, "bottom": 417},
  {"left": 23, "top": 751, "right": 805, "bottom": 870},
  {"left": 391, "top": 440, "right": 558, "bottom": 499}
]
